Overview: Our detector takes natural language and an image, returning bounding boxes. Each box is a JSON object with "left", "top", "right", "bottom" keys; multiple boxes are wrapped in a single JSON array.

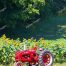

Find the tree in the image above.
[
  {"left": 40, "top": 0, "right": 66, "bottom": 18},
  {"left": 0, "top": 0, "right": 66, "bottom": 30},
  {"left": 0, "top": 0, "right": 45, "bottom": 29}
]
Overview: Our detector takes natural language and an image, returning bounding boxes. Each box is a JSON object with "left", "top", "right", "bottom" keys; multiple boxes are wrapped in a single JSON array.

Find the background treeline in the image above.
[{"left": 0, "top": 0, "right": 66, "bottom": 29}]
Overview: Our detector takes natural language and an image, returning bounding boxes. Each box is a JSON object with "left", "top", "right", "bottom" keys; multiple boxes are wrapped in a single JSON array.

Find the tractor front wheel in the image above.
[
  {"left": 13, "top": 61, "right": 23, "bottom": 66},
  {"left": 39, "top": 50, "right": 54, "bottom": 66}
]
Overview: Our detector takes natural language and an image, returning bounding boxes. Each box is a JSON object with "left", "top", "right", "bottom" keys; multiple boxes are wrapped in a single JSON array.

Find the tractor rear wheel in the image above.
[{"left": 39, "top": 50, "right": 54, "bottom": 66}]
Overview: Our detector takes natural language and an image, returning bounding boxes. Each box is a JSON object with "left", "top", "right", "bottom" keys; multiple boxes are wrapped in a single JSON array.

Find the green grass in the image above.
[
  {"left": 0, "top": 63, "right": 66, "bottom": 66},
  {"left": 53, "top": 63, "right": 66, "bottom": 66}
]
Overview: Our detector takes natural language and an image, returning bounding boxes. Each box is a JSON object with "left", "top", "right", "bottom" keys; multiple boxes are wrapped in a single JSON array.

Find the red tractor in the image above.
[{"left": 14, "top": 48, "right": 54, "bottom": 66}]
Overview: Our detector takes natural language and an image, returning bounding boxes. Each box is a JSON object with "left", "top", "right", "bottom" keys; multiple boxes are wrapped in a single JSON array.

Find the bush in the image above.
[
  {"left": 0, "top": 35, "right": 66, "bottom": 64},
  {"left": 0, "top": 35, "right": 22, "bottom": 64}
]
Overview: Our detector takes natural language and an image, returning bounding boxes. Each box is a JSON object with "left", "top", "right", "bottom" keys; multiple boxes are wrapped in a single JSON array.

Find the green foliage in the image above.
[
  {"left": 41, "top": 0, "right": 66, "bottom": 18},
  {"left": 0, "top": 35, "right": 21, "bottom": 64},
  {"left": 0, "top": 0, "right": 45, "bottom": 28},
  {"left": 45, "top": 39, "right": 66, "bottom": 63},
  {"left": 0, "top": 0, "right": 66, "bottom": 29},
  {"left": 0, "top": 35, "right": 66, "bottom": 64}
]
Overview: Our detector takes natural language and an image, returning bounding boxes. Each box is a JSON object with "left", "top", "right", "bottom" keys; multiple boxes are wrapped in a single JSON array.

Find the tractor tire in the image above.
[
  {"left": 13, "top": 61, "right": 23, "bottom": 66},
  {"left": 39, "top": 50, "right": 54, "bottom": 66}
]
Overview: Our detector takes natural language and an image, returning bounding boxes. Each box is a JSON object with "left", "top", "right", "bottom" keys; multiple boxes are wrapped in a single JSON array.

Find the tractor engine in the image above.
[{"left": 15, "top": 50, "right": 38, "bottom": 64}]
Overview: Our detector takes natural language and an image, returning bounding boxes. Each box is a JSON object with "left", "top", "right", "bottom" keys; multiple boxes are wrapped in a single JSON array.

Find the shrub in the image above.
[
  {"left": 0, "top": 35, "right": 22, "bottom": 64},
  {"left": 0, "top": 35, "right": 66, "bottom": 64}
]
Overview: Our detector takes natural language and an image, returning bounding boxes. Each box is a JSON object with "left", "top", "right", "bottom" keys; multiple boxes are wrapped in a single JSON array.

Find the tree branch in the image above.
[
  {"left": 58, "top": 7, "right": 66, "bottom": 14},
  {"left": 0, "top": 7, "right": 7, "bottom": 13},
  {"left": 26, "top": 18, "right": 40, "bottom": 29},
  {"left": 0, "top": 25, "right": 7, "bottom": 31}
]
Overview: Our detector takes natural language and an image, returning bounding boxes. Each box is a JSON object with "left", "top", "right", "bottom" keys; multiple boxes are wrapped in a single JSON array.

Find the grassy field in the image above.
[
  {"left": 53, "top": 63, "right": 66, "bottom": 66},
  {"left": 0, "top": 63, "right": 66, "bottom": 66}
]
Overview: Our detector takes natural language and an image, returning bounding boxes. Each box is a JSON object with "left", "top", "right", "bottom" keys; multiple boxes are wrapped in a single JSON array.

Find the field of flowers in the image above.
[{"left": 0, "top": 35, "right": 66, "bottom": 65}]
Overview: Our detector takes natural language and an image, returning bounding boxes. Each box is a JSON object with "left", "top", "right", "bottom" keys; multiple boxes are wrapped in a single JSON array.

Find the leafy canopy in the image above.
[{"left": 0, "top": 0, "right": 45, "bottom": 28}]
